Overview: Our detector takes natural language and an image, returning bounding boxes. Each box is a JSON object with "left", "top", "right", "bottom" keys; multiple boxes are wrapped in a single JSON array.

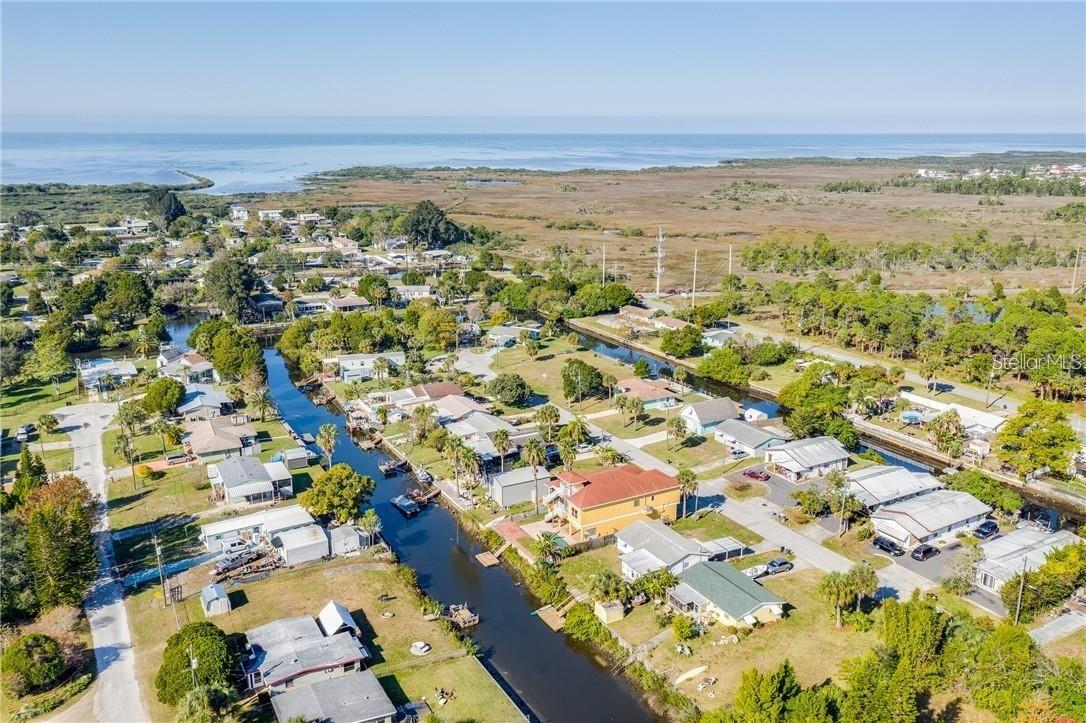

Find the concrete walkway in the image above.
[
  {"left": 49, "top": 402, "right": 148, "bottom": 723},
  {"left": 623, "top": 430, "right": 669, "bottom": 449},
  {"left": 1029, "top": 611, "right": 1086, "bottom": 645}
]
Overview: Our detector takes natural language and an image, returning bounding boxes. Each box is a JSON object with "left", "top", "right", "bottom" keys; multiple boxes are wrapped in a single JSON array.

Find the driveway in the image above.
[
  {"left": 1029, "top": 611, "right": 1086, "bottom": 645},
  {"left": 49, "top": 402, "right": 148, "bottom": 723},
  {"left": 454, "top": 347, "right": 501, "bottom": 380}
]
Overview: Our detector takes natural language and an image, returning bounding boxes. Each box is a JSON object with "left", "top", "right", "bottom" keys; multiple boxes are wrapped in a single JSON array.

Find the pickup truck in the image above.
[{"left": 212, "top": 551, "right": 262, "bottom": 578}]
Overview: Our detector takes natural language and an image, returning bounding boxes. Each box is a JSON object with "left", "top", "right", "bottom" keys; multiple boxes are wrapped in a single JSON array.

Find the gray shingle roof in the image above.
[
  {"left": 675, "top": 561, "right": 784, "bottom": 619},
  {"left": 684, "top": 398, "right": 741, "bottom": 426},
  {"left": 270, "top": 669, "right": 396, "bottom": 723}
]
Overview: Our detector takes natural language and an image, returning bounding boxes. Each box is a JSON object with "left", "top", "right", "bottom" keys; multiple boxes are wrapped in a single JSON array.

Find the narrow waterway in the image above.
[{"left": 261, "top": 349, "right": 657, "bottom": 723}]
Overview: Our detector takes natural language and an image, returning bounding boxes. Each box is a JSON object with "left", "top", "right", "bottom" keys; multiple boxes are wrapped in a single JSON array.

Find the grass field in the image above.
[
  {"left": 645, "top": 569, "right": 877, "bottom": 709},
  {"left": 642, "top": 435, "right": 728, "bottom": 470},
  {"left": 609, "top": 603, "right": 664, "bottom": 647},
  {"left": 821, "top": 531, "right": 893, "bottom": 570},
  {"left": 107, "top": 463, "right": 211, "bottom": 531},
  {"left": 0, "top": 443, "right": 74, "bottom": 477},
  {"left": 1, "top": 376, "right": 82, "bottom": 440},
  {"left": 494, "top": 337, "right": 633, "bottom": 412},
  {"left": 558, "top": 545, "right": 622, "bottom": 593},
  {"left": 671, "top": 511, "right": 763, "bottom": 546},
  {"left": 102, "top": 428, "right": 183, "bottom": 469},
  {"left": 125, "top": 555, "right": 521, "bottom": 723}
]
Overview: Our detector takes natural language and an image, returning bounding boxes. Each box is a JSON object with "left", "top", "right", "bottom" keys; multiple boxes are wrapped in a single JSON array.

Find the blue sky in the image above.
[{"left": 2, "top": 1, "right": 1083, "bottom": 133}]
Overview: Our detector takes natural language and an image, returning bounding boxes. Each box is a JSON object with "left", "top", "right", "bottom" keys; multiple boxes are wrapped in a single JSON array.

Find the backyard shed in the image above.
[
  {"left": 200, "top": 584, "right": 231, "bottom": 617},
  {"left": 318, "top": 600, "right": 361, "bottom": 638},
  {"left": 329, "top": 525, "right": 364, "bottom": 555},
  {"left": 594, "top": 600, "right": 625, "bottom": 624},
  {"left": 274, "top": 524, "right": 330, "bottom": 565},
  {"left": 281, "top": 446, "right": 311, "bottom": 470}
]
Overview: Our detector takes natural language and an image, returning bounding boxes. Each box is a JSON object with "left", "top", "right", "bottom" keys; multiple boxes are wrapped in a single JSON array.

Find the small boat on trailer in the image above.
[
  {"left": 379, "top": 459, "right": 407, "bottom": 476},
  {"left": 300, "top": 432, "right": 316, "bottom": 444},
  {"left": 391, "top": 494, "right": 420, "bottom": 517}
]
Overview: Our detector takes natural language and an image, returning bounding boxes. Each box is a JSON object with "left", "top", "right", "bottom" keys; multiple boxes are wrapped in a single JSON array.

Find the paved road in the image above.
[
  {"left": 49, "top": 402, "right": 148, "bottom": 723},
  {"left": 1029, "top": 611, "right": 1086, "bottom": 645}
]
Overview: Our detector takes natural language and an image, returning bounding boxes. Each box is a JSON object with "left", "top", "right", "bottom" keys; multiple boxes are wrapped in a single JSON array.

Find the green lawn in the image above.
[
  {"left": 646, "top": 569, "right": 877, "bottom": 710},
  {"left": 558, "top": 545, "right": 622, "bottom": 593},
  {"left": 126, "top": 555, "right": 519, "bottom": 722},
  {"left": 609, "top": 602, "right": 665, "bottom": 647},
  {"left": 112, "top": 518, "right": 201, "bottom": 572},
  {"left": 672, "top": 511, "right": 763, "bottom": 546},
  {"left": 1, "top": 376, "right": 83, "bottom": 440},
  {"left": 0, "top": 443, "right": 74, "bottom": 477},
  {"left": 102, "top": 428, "right": 183, "bottom": 469},
  {"left": 822, "top": 531, "right": 892, "bottom": 570},
  {"left": 107, "top": 463, "right": 212, "bottom": 532},
  {"left": 494, "top": 337, "right": 632, "bottom": 412},
  {"left": 643, "top": 434, "right": 729, "bottom": 469}
]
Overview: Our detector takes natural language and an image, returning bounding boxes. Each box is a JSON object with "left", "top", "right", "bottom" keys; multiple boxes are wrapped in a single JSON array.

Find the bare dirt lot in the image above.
[{"left": 302, "top": 164, "right": 1081, "bottom": 292}]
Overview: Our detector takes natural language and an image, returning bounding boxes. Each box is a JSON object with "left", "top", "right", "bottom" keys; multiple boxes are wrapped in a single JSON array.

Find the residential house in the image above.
[
  {"left": 764, "top": 436, "right": 850, "bottom": 482},
  {"left": 616, "top": 378, "right": 679, "bottom": 410},
  {"left": 487, "top": 466, "right": 553, "bottom": 508},
  {"left": 845, "top": 465, "right": 944, "bottom": 512},
  {"left": 156, "top": 346, "right": 185, "bottom": 368},
  {"left": 668, "top": 561, "right": 785, "bottom": 628},
  {"left": 391, "top": 284, "right": 435, "bottom": 304},
  {"left": 485, "top": 325, "right": 521, "bottom": 347},
  {"left": 78, "top": 358, "right": 139, "bottom": 391},
  {"left": 209, "top": 456, "right": 293, "bottom": 504},
  {"left": 257, "top": 209, "right": 283, "bottom": 222},
  {"left": 898, "top": 391, "right": 1006, "bottom": 439},
  {"left": 185, "top": 416, "right": 258, "bottom": 461},
  {"left": 294, "top": 296, "right": 327, "bottom": 316},
  {"left": 384, "top": 381, "right": 464, "bottom": 408},
  {"left": 200, "top": 505, "right": 316, "bottom": 553},
  {"left": 178, "top": 384, "right": 233, "bottom": 421},
  {"left": 545, "top": 464, "right": 682, "bottom": 539},
  {"left": 702, "top": 329, "right": 738, "bottom": 348},
  {"left": 324, "top": 294, "right": 372, "bottom": 313},
  {"left": 653, "top": 315, "right": 691, "bottom": 332},
  {"left": 975, "top": 528, "right": 1083, "bottom": 595},
  {"left": 871, "top": 490, "right": 991, "bottom": 547},
  {"left": 252, "top": 293, "right": 285, "bottom": 317},
  {"left": 270, "top": 670, "right": 396, "bottom": 723},
  {"left": 230, "top": 205, "right": 250, "bottom": 222},
  {"left": 618, "top": 305, "right": 656, "bottom": 327},
  {"left": 430, "top": 394, "right": 489, "bottom": 425},
  {"left": 679, "top": 397, "right": 741, "bottom": 435},
  {"left": 161, "top": 352, "right": 218, "bottom": 385},
  {"left": 328, "top": 353, "right": 406, "bottom": 383},
  {"left": 242, "top": 602, "right": 369, "bottom": 693},
  {"left": 445, "top": 411, "right": 534, "bottom": 467},
  {"left": 616, "top": 519, "right": 744, "bottom": 580},
  {"left": 713, "top": 419, "right": 792, "bottom": 458}
]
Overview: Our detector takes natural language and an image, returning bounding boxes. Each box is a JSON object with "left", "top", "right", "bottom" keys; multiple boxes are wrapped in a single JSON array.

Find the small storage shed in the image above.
[
  {"left": 274, "top": 524, "right": 330, "bottom": 566},
  {"left": 594, "top": 600, "right": 625, "bottom": 624},
  {"left": 200, "top": 584, "right": 231, "bottom": 617},
  {"left": 281, "top": 446, "right": 311, "bottom": 471},
  {"left": 317, "top": 600, "right": 361, "bottom": 638},
  {"left": 329, "top": 525, "right": 364, "bottom": 555}
]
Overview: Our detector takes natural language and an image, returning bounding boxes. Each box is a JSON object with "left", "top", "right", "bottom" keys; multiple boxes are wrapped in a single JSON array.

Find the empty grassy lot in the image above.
[
  {"left": 671, "top": 511, "right": 763, "bottom": 546},
  {"left": 558, "top": 545, "right": 622, "bottom": 593}
]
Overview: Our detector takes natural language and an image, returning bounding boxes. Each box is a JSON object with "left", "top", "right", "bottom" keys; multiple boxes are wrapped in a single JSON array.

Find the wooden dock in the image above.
[
  {"left": 535, "top": 605, "right": 565, "bottom": 631},
  {"left": 475, "top": 541, "right": 510, "bottom": 568}
]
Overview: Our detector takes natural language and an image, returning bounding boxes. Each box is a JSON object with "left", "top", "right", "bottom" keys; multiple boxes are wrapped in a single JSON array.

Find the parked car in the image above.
[
  {"left": 973, "top": 520, "right": 999, "bottom": 539},
  {"left": 911, "top": 543, "right": 940, "bottom": 561},
  {"left": 872, "top": 536, "right": 906, "bottom": 556},
  {"left": 165, "top": 453, "right": 187, "bottom": 465},
  {"left": 15, "top": 425, "right": 30, "bottom": 443},
  {"left": 730, "top": 448, "right": 749, "bottom": 460},
  {"left": 742, "top": 469, "right": 770, "bottom": 481},
  {"left": 765, "top": 557, "right": 794, "bottom": 575}
]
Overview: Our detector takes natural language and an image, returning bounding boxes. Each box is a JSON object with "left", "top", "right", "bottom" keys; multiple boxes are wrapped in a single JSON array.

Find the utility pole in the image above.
[
  {"left": 188, "top": 643, "right": 198, "bottom": 689},
  {"left": 1014, "top": 558, "right": 1027, "bottom": 625},
  {"left": 655, "top": 227, "right": 664, "bottom": 297},
  {"left": 690, "top": 249, "right": 698, "bottom": 309},
  {"left": 153, "top": 531, "right": 168, "bottom": 606},
  {"left": 601, "top": 243, "right": 606, "bottom": 284},
  {"left": 728, "top": 243, "right": 733, "bottom": 276},
  {"left": 1073, "top": 243, "right": 1082, "bottom": 295}
]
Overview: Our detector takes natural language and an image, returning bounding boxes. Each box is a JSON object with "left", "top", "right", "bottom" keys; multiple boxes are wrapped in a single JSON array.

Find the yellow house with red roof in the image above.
[{"left": 544, "top": 464, "right": 682, "bottom": 539}]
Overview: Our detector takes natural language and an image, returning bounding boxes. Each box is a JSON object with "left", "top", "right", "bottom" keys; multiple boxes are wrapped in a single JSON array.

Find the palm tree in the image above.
[
  {"left": 249, "top": 388, "right": 273, "bottom": 422},
  {"left": 522, "top": 438, "right": 546, "bottom": 514},
  {"left": 410, "top": 404, "right": 436, "bottom": 445},
  {"left": 133, "top": 329, "right": 156, "bottom": 359},
  {"left": 558, "top": 438, "right": 576, "bottom": 471},
  {"left": 493, "top": 429, "right": 512, "bottom": 474},
  {"left": 613, "top": 394, "right": 629, "bottom": 426},
  {"left": 376, "top": 406, "right": 390, "bottom": 427},
  {"left": 560, "top": 416, "right": 590, "bottom": 447},
  {"left": 358, "top": 508, "right": 383, "bottom": 547},
  {"left": 817, "top": 571, "right": 853, "bottom": 629},
  {"left": 594, "top": 444, "right": 625, "bottom": 467},
  {"left": 460, "top": 447, "right": 482, "bottom": 491},
  {"left": 536, "top": 532, "right": 562, "bottom": 567},
  {"left": 316, "top": 423, "right": 339, "bottom": 467},
  {"left": 845, "top": 563, "right": 879, "bottom": 612},
  {"left": 113, "top": 432, "right": 138, "bottom": 491},
  {"left": 667, "top": 416, "right": 688, "bottom": 450},
  {"left": 673, "top": 367, "right": 688, "bottom": 392},
  {"left": 629, "top": 398, "right": 646, "bottom": 430},
  {"left": 36, "top": 414, "right": 58, "bottom": 455},
  {"left": 677, "top": 468, "right": 697, "bottom": 517},
  {"left": 602, "top": 373, "right": 617, "bottom": 403},
  {"left": 443, "top": 437, "right": 468, "bottom": 496},
  {"left": 152, "top": 419, "right": 174, "bottom": 458},
  {"left": 533, "top": 404, "right": 560, "bottom": 442},
  {"left": 826, "top": 470, "right": 860, "bottom": 536},
  {"left": 372, "top": 356, "right": 390, "bottom": 383}
]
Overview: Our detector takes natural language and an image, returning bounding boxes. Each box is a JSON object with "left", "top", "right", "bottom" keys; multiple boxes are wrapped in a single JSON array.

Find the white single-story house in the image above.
[
  {"left": 845, "top": 465, "right": 944, "bottom": 512},
  {"left": 200, "top": 505, "right": 316, "bottom": 553},
  {"left": 327, "top": 353, "right": 407, "bottom": 382},
  {"left": 78, "top": 358, "right": 139, "bottom": 391},
  {"left": 668, "top": 561, "right": 785, "bottom": 628},
  {"left": 765, "top": 436, "right": 850, "bottom": 482},
  {"left": 294, "top": 296, "right": 327, "bottom": 316},
  {"left": 485, "top": 326, "right": 520, "bottom": 347},
  {"left": 324, "top": 295, "right": 372, "bottom": 313},
  {"left": 160, "top": 352, "right": 218, "bottom": 385},
  {"left": 702, "top": 329, "right": 739, "bottom": 348},
  {"left": 679, "top": 398, "right": 741, "bottom": 436},
  {"left": 270, "top": 669, "right": 396, "bottom": 723},
  {"left": 615, "top": 377, "right": 679, "bottom": 410},
  {"left": 185, "top": 416, "right": 259, "bottom": 461},
  {"left": 274, "top": 524, "right": 331, "bottom": 566},
  {"left": 209, "top": 456, "right": 293, "bottom": 504},
  {"left": 257, "top": 209, "right": 283, "bottom": 221},
  {"left": 975, "top": 528, "right": 1083, "bottom": 595},
  {"left": 871, "top": 490, "right": 991, "bottom": 547},
  {"left": 617, "top": 519, "right": 745, "bottom": 580},
  {"left": 898, "top": 391, "right": 1006, "bottom": 438},
  {"left": 391, "top": 284, "right": 435, "bottom": 303},
  {"left": 487, "top": 466, "right": 552, "bottom": 508},
  {"left": 200, "top": 584, "right": 232, "bottom": 617},
  {"left": 178, "top": 384, "right": 232, "bottom": 421},
  {"left": 430, "top": 394, "right": 489, "bottom": 424},
  {"left": 714, "top": 419, "right": 792, "bottom": 458}
]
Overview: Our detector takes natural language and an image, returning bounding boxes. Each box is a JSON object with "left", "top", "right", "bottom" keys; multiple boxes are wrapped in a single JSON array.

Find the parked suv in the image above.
[
  {"left": 911, "top": 543, "right": 940, "bottom": 561},
  {"left": 765, "top": 557, "right": 794, "bottom": 575},
  {"left": 872, "top": 536, "right": 905, "bottom": 556},
  {"left": 972, "top": 520, "right": 999, "bottom": 539}
]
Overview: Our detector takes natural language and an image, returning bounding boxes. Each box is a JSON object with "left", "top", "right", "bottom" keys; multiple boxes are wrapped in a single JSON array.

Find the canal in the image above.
[{"left": 261, "top": 348, "right": 657, "bottom": 723}]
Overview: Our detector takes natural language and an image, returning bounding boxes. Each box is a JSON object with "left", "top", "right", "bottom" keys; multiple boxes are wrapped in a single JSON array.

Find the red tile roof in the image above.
[
  {"left": 565, "top": 464, "right": 679, "bottom": 510},
  {"left": 616, "top": 378, "right": 676, "bottom": 402}
]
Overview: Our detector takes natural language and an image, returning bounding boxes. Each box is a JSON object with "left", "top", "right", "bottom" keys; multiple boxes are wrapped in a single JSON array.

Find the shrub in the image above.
[
  {"left": 154, "top": 622, "right": 236, "bottom": 705},
  {"left": 842, "top": 610, "right": 873, "bottom": 632},
  {"left": 2, "top": 633, "right": 65, "bottom": 696},
  {"left": 486, "top": 373, "right": 532, "bottom": 407},
  {"left": 653, "top": 608, "right": 674, "bottom": 628},
  {"left": 855, "top": 521, "right": 874, "bottom": 541},
  {"left": 134, "top": 464, "right": 153, "bottom": 480},
  {"left": 672, "top": 614, "right": 699, "bottom": 641}
]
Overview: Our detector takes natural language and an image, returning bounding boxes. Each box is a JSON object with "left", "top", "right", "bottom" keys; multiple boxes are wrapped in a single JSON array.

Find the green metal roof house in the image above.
[{"left": 668, "top": 561, "right": 786, "bottom": 628}]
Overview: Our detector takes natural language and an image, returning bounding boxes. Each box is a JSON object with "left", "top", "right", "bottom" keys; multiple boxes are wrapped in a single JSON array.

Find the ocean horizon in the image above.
[{"left": 3, "top": 131, "right": 1083, "bottom": 195}]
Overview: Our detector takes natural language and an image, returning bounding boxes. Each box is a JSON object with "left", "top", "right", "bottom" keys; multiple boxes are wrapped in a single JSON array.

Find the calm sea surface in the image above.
[{"left": 2, "top": 132, "right": 1082, "bottom": 194}]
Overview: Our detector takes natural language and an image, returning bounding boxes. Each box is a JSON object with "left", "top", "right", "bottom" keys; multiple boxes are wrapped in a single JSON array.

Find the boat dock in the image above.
[
  {"left": 534, "top": 595, "right": 581, "bottom": 632},
  {"left": 475, "top": 541, "right": 510, "bottom": 568},
  {"left": 447, "top": 603, "right": 480, "bottom": 629}
]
